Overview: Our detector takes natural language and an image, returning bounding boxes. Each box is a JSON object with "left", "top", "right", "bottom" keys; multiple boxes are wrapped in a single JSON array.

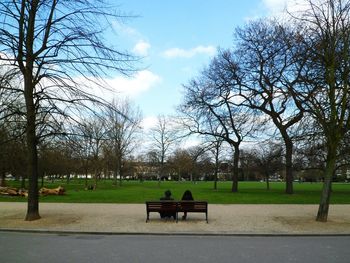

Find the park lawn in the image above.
[{"left": 1, "top": 180, "right": 350, "bottom": 204}]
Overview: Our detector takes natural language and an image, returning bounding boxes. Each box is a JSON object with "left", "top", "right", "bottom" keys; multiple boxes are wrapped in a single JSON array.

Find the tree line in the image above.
[
  {"left": 179, "top": 0, "right": 350, "bottom": 222},
  {"left": 1, "top": 0, "right": 349, "bottom": 223}
]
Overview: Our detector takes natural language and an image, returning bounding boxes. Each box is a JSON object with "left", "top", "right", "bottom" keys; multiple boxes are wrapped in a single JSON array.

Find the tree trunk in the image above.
[
  {"left": 283, "top": 135, "right": 294, "bottom": 194},
  {"left": 24, "top": 75, "right": 41, "bottom": 221},
  {"left": 214, "top": 149, "right": 219, "bottom": 190},
  {"left": 94, "top": 169, "right": 98, "bottom": 189},
  {"left": 41, "top": 173, "right": 44, "bottom": 188},
  {"left": 117, "top": 155, "right": 122, "bottom": 187},
  {"left": 118, "top": 166, "right": 123, "bottom": 187},
  {"left": 158, "top": 167, "right": 161, "bottom": 186},
  {"left": 316, "top": 148, "right": 336, "bottom": 222},
  {"left": 0, "top": 172, "right": 6, "bottom": 187},
  {"left": 214, "top": 165, "right": 218, "bottom": 190},
  {"left": 24, "top": 110, "right": 40, "bottom": 221},
  {"left": 85, "top": 168, "right": 88, "bottom": 188},
  {"left": 231, "top": 145, "right": 239, "bottom": 192},
  {"left": 21, "top": 175, "right": 26, "bottom": 189},
  {"left": 158, "top": 158, "right": 164, "bottom": 187},
  {"left": 265, "top": 173, "right": 270, "bottom": 191},
  {"left": 113, "top": 165, "right": 118, "bottom": 186}
]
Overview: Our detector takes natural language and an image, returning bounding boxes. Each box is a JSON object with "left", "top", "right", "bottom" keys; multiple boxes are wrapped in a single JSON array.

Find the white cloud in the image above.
[
  {"left": 112, "top": 20, "right": 142, "bottom": 39},
  {"left": 261, "top": 0, "right": 309, "bottom": 17},
  {"left": 141, "top": 115, "right": 158, "bottom": 130},
  {"left": 107, "top": 70, "right": 161, "bottom": 98},
  {"left": 262, "top": 0, "right": 288, "bottom": 13},
  {"left": 133, "top": 40, "right": 151, "bottom": 56},
  {"left": 71, "top": 70, "right": 161, "bottom": 101},
  {"left": 162, "top": 45, "right": 216, "bottom": 59},
  {"left": 182, "top": 136, "right": 201, "bottom": 149}
]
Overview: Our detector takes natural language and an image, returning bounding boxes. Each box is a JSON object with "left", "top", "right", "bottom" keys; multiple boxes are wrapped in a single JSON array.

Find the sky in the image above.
[{"left": 104, "top": 0, "right": 300, "bottom": 129}]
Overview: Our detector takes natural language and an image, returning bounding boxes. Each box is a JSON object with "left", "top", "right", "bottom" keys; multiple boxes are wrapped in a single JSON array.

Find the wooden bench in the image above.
[
  {"left": 145, "top": 200, "right": 208, "bottom": 223},
  {"left": 177, "top": 201, "right": 208, "bottom": 223},
  {"left": 145, "top": 201, "right": 178, "bottom": 222}
]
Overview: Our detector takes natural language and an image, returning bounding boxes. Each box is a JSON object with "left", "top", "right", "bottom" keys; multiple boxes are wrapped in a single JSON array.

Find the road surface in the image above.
[{"left": 1, "top": 232, "right": 349, "bottom": 263}]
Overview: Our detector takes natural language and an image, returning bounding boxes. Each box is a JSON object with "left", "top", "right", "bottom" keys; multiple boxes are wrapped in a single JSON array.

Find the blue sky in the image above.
[{"left": 105, "top": 0, "right": 295, "bottom": 128}]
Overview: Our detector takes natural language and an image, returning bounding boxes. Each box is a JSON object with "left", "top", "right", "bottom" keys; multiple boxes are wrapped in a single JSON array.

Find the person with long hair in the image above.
[{"left": 181, "top": 190, "right": 194, "bottom": 220}]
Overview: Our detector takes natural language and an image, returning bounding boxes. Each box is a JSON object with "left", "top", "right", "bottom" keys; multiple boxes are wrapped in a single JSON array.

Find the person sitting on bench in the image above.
[
  {"left": 181, "top": 190, "right": 194, "bottom": 220},
  {"left": 159, "top": 190, "right": 176, "bottom": 219}
]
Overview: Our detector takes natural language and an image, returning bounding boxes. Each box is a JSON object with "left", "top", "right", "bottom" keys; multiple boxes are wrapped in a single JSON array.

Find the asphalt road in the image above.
[{"left": 1, "top": 232, "right": 349, "bottom": 263}]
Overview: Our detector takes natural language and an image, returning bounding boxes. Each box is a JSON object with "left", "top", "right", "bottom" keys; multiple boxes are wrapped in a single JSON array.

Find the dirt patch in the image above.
[
  {"left": 273, "top": 216, "right": 350, "bottom": 234},
  {"left": 0, "top": 212, "right": 80, "bottom": 230}
]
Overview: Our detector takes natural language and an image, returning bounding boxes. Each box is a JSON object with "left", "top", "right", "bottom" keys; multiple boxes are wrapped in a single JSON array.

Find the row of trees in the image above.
[
  {"left": 0, "top": 0, "right": 138, "bottom": 221},
  {"left": 179, "top": 0, "right": 350, "bottom": 221},
  {"left": 2, "top": 112, "right": 339, "bottom": 185},
  {"left": 1, "top": 0, "right": 349, "bottom": 223}
]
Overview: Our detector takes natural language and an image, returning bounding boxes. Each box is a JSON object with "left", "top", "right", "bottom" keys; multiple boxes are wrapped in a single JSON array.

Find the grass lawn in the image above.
[{"left": 1, "top": 179, "right": 350, "bottom": 204}]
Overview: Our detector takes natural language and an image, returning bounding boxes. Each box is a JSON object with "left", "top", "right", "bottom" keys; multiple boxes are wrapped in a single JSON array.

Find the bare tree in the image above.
[
  {"left": 38, "top": 140, "right": 74, "bottom": 185},
  {"left": 105, "top": 99, "right": 142, "bottom": 186},
  {"left": 186, "top": 145, "right": 208, "bottom": 182},
  {"left": 0, "top": 126, "right": 10, "bottom": 186},
  {"left": 233, "top": 19, "right": 305, "bottom": 194},
  {"left": 208, "top": 137, "right": 225, "bottom": 190},
  {"left": 74, "top": 117, "right": 106, "bottom": 189},
  {"left": 290, "top": 0, "right": 350, "bottom": 221},
  {"left": 0, "top": 1, "right": 135, "bottom": 220},
  {"left": 249, "top": 143, "right": 284, "bottom": 190},
  {"left": 180, "top": 53, "right": 258, "bottom": 192},
  {"left": 168, "top": 148, "right": 194, "bottom": 181},
  {"left": 149, "top": 115, "right": 181, "bottom": 185}
]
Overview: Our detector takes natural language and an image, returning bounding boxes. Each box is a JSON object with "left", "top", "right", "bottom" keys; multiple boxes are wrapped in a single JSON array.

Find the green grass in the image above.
[{"left": 1, "top": 180, "right": 350, "bottom": 204}]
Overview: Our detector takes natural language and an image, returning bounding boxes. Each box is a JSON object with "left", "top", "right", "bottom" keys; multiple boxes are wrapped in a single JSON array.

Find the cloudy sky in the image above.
[{"left": 105, "top": 0, "right": 302, "bottom": 129}]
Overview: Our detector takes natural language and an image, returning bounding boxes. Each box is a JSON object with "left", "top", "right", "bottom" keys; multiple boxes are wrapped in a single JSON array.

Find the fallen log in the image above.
[
  {"left": 0, "top": 186, "right": 65, "bottom": 197},
  {"left": 39, "top": 186, "right": 65, "bottom": 196},
  {"left": 0, "top": 186, "right": 27, "bottom": 197},
  {"left": 18, "top": 189, "right": 28, "bottom": 197}
]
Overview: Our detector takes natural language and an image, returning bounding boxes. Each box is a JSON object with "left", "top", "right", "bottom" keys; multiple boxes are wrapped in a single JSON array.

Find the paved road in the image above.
[{"left": 1, "top": 232, "right": 349, "bottom": 263}]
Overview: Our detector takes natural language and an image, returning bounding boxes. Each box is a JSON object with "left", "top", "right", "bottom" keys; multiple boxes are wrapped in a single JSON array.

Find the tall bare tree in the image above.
[
  {"left": 150, "top": 115, "right": 181, "bottom": 185},
  {"left": 249, "top": 143, "right": 284, "bottom": 190},
  {"left": 73, "top": 117, "right": 106, "bottom": 188},
  {"left": 105, "top": 99, "right": 142, "bottom": 186},
  {"left": 208, "top": 136, "right": 225, "bottom": 190},
  {"left": 290, "top": 0, "right": 350, "bottom": 221},
  {"left": 232, "top": 19, "right": 305, "bottom": 194},
  {"left": 180, "top": 53, "right": 257, "bottom": 192},
  {"left": 0, "top": 0, "right": 135, "bottom": 220}
]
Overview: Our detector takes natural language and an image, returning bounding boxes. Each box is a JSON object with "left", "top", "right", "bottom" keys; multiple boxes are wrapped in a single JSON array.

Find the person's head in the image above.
[
  {"left": 164, "top": 190, "right": 172, "bottom": 198},
  {"left": 182, "top": 190, "right": 193, "bottom": 200}
]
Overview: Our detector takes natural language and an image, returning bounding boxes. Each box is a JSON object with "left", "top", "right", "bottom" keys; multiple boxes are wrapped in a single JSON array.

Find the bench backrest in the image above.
[
  {"left": 146, "top": 201, "right": 177, "bottom": 211},
  {"left": 146, "top": 201, "right": 207, "bottom": 211},
  {"left": 178, "top": 201, "right": 207, "bottom": 212}
]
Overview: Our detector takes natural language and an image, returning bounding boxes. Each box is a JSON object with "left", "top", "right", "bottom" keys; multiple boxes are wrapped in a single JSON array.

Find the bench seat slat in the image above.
[{"left": 146, "top": 200, "right": 208, "bottom": 223}]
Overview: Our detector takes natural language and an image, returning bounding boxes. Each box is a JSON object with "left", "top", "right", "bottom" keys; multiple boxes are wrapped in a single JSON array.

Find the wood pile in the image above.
[
  {"left": 0, "top": 186, "right": 28, "bottom": 197},
  {"left": 0, "top": 186, "right": 66, "bottom": 197},
  {"left": 39, "top": 186, "right": 65, "bottom": 196}
]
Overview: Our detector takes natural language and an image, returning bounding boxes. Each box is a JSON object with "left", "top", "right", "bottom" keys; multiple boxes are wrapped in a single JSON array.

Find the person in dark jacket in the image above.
[
  {"left": 181, "top": 190, "right": 194, "bottom": 220},
  {"left": 159, "top": 190, "right": 176, "bottom": 219},
  {"left": 160, "top": 190, "right": 173, "bottom": 201}
]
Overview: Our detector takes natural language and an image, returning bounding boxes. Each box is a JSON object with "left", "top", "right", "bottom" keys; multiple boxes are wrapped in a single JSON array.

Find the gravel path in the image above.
[{"left": 1, "top": 202, "right": 350, "bottom": 235}]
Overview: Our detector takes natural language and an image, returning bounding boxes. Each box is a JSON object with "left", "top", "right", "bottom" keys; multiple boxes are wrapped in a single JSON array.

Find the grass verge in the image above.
[{"left": 1, "top": 180, "right": 350, "bottom": 204}]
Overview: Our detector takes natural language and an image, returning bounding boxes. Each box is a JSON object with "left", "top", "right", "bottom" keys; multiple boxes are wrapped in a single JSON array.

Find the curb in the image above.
[{"left": 1, "top": 228, "right": 350, "bottom": 237}]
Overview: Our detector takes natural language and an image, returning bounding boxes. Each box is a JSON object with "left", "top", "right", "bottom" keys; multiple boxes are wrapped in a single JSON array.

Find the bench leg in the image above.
[
  {"left": 206, "top": 212, "right": 208, "bottom": 223},
  {"left": 146, "top": 212, "right": 149, "bottom": 223}
]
